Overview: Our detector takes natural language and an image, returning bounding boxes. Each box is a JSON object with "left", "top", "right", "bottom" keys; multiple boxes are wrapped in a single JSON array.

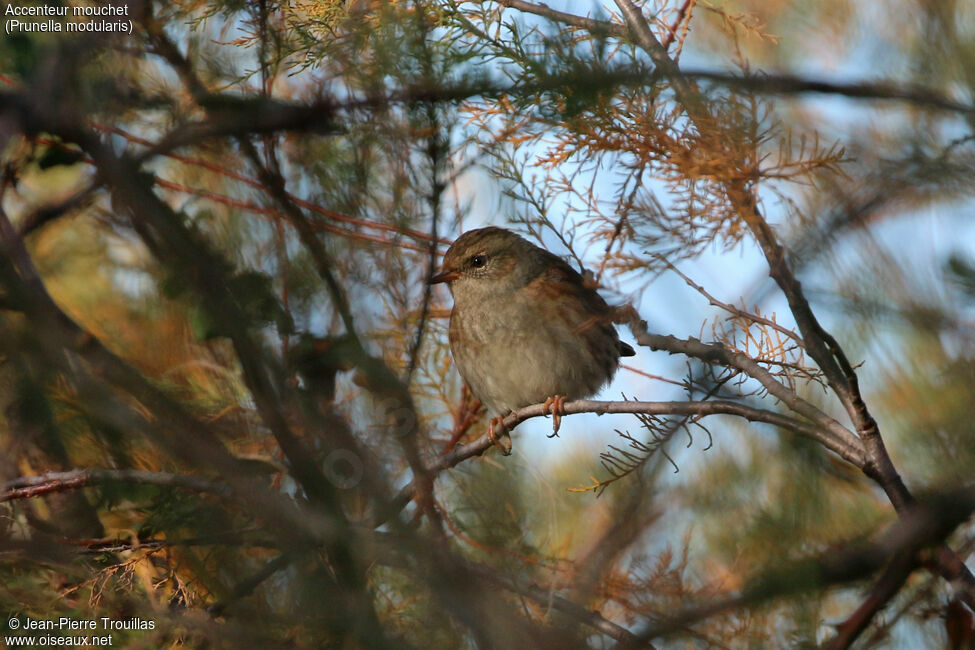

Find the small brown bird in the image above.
[{"left": 430, "top": 227, "right": 635, "bottom": 452}]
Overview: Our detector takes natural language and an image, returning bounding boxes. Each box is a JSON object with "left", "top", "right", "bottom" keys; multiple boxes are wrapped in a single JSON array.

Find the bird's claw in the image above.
[
  {"left": 488, "top": 415, "right": 512, "bottom": 455},
  {"left": 542, "top": 395, "right": 566, "bottom": 438}
]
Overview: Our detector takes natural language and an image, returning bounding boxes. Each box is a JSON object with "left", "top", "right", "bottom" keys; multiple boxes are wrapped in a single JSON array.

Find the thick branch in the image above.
[
  {"left": 826, "top": 551, "right": 915, "bottom": 650},
  {"left": 624, "top": 485, "right": 975, "bottom": 647}
]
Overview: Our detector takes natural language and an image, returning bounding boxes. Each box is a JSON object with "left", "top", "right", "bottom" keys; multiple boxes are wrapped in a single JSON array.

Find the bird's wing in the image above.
[{"left": 524, "top": 252, "right": 619, "bottom": 334}]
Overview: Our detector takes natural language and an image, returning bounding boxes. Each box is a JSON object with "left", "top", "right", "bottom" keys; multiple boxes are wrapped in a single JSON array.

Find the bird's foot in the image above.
[
  {"left": 542, "top": 395, "right": 566, "bottom": 438},
  {"left": 487, "top": 415, "right": 512, "bottom": 455}
]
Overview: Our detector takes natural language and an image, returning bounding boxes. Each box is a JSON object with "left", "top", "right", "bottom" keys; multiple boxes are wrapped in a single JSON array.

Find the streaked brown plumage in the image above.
[{"left": 431, "top": 227, "right": 634, "bottom": 439}]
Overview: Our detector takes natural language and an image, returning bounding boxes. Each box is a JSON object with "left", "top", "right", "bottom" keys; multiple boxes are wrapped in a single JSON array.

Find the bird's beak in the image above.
[{"left": 429, "top": 268, "right": 460, "bottom": 284}]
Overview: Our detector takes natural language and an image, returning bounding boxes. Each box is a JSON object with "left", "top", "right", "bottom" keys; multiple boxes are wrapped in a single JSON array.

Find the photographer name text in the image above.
[{"left": 16, "top": 617, "right": 154, "bottom": 631}]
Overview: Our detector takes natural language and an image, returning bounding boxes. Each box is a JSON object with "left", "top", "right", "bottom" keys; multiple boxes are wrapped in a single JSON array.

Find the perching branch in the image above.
[{"left": 430, "top": 395, "right": 864, "bottom": 472}]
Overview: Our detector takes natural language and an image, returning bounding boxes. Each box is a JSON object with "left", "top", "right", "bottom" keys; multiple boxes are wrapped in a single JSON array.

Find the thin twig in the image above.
[
  {"left": 496, "top": 0, "right": 627, "bottom": 37},
  {"left": 655, "top": 254, "right": 804, "bottom": 346},
  {"left": 1, "top": 469, "right": 232, "bottom": 503}
]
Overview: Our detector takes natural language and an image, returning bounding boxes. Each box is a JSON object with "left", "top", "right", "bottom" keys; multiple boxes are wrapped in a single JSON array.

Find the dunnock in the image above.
[{"left": 430, "top": 227, "right": 635, "bottom": 452}]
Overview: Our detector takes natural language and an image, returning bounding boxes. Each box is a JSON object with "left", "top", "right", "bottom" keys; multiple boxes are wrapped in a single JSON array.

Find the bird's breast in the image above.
[{"left": 448, "top": 291, "right": 620, "bottom": 413}]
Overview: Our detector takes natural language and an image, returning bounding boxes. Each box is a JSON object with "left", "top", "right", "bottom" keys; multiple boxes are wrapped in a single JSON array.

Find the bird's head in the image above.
[{"left": 429, "top": 227, "right": 528, "bottom": 293}]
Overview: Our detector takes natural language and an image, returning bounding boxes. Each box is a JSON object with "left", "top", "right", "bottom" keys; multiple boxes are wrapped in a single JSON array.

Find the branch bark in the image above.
[
  {"left": 1, "top": 469, "right": 233, "bottom": 503},
  {"left": 497, "top": 0, "right": 628, "bottom": 37}
]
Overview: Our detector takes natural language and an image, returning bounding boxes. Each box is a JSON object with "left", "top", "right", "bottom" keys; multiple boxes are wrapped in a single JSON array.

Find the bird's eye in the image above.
[{"left": 470, "top": 255, "right": 487, "bottom": 268}]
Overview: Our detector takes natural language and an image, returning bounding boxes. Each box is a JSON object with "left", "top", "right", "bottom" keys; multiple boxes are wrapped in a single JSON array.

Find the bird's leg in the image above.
[
  {"left": 487, "top": 415, "right": 512, "bottom": 455},
  {"left": 542, "top": 395, "right": 566, "bottom": 438}
]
